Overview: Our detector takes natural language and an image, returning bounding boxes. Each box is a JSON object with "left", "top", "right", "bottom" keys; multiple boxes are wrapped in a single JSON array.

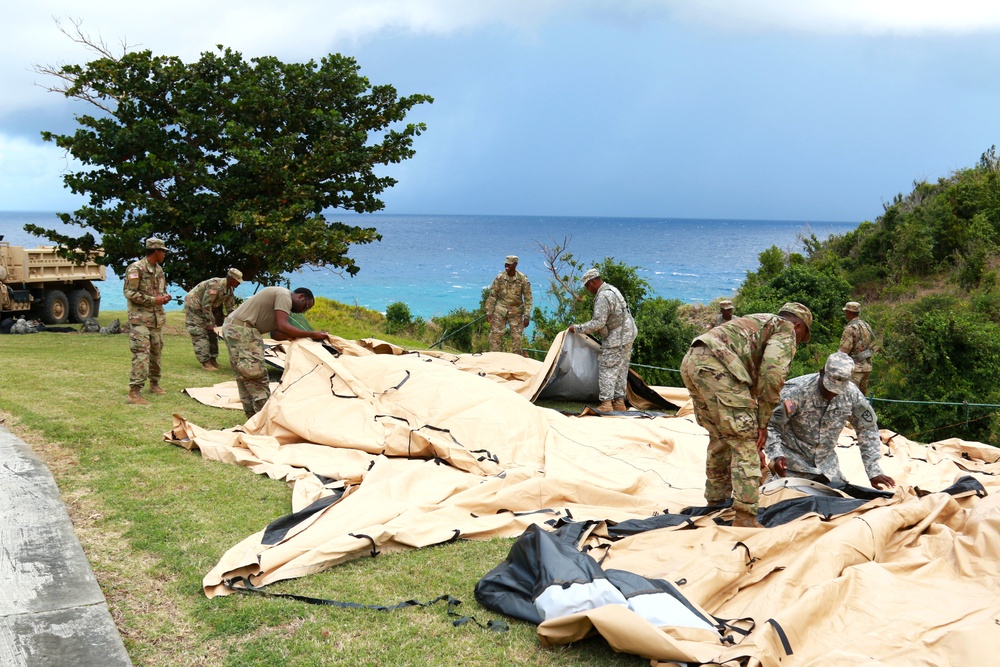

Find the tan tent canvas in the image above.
[{"left": 169, "top": 337, "right": 1000, "bottom": 666}]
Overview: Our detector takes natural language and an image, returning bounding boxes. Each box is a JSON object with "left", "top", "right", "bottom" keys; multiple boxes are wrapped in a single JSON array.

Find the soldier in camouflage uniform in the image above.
[
  {"left": 221, "top": 286, "right": 329, "bottom": 417},
  {"left": 838, "top": 301, "right": 875, "bottom": 394},
  {"left": 569, "top": 268, "right": 638, "bottom": 413},
  {"left": 680, "top": 302, "right": 812, "bottom": 527},
  {"left": 184, "top": 268, "right": 243, "bottom": 370},
  {"left": 766, "top": 352, "right": 895, "bottom": 489},
  {"left": 124, "top": 237, "right": 172, "bottom": 405},
  {"left": 484, "top": 255, "right": 533, "bottom": 355},
  {"left": 707, "top": 299, "right": 734, "bottom": 329}
]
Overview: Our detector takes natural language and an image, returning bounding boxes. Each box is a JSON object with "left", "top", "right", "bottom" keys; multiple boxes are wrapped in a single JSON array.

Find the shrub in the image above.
[{"left": 385, "top": 301, "right": 412, "bottom": 334}]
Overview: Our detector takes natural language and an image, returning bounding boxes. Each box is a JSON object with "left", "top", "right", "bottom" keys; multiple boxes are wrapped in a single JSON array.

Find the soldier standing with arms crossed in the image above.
[
  {"left": 124, "top": 237, "right": 171, "bottom": 405},
  {"left": 484, "top": 255, "right": 533, "bottom": 355},
  {"left": 184, "top": 268, "right": 243, "bottom": 370},
  {"left": 838, "top": 301, "right": 875, "bottom": 394},
  {"left": 680, "top": 302, "right": 812, "bottom": 527}
]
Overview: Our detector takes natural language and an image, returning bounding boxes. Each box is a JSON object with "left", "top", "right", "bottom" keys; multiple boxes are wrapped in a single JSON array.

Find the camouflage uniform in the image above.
[
  {"left": 224, "top": 321, "right": 269, "bottom": 416},
  {"left": 484, "top": 269, "right": 533, "bottom": 354},
  {"left": 839, "top": 317, "right": 875, "bottom": 394},
  {"left": 575, "top": 282, "right": 637, "bottom": 402},
  {"left": 222, "top": 286, "right": 294, "bottom": 417},
  {"left": 124, "top": 256, "right": 167, "bottom": 389},
  {"left": 184, "top": 277, "right": 237, "bottom": 364},
  {"left": 680, "top": 313, "right": 799, "bottom": 515},
  {"left": 765, "top": 371, "right": 884, "bottom": 484}
]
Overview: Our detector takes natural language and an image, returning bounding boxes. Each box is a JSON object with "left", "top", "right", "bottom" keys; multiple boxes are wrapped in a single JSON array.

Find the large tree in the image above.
[{"left": 32, "top": 25, "right": 432, "bottom": 290}]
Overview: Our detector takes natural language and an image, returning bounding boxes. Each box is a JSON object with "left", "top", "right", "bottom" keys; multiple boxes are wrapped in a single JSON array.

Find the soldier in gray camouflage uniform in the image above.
[
  {"left": 185, "top": 268, "right": 243, "bottom": 370},
  {"left": 838, "top": 301, "right": 875, "bottom": 395},
  {"left": 765, "top": 352, "right": 895, "bottom": 490},
  {"left": 707, "top": 299, "right": 734, "bottom": 329},
  {"left": 680, "top": 302, "right": 812, "bottom": 527},
  {"left": 569, "top": 268, "right": 638, "bottom": 413},
  {"left": 484, "top": 255, "right": 533, "bottom": 355},
  {"left": 124, "top": 237, "right": 172, "bottom": 405}
]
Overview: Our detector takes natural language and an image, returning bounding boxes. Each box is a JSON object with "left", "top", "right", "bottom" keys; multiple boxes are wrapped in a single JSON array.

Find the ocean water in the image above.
[{"left": 0, "top": 212, "right": 857, "bottom": 318}]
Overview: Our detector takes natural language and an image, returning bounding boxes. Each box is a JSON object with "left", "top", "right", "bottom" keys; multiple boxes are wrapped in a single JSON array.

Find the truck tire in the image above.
[
  {"left": 68, "top": 289, "right": 95, "bottom": 323},
  {"left": 41, "top": 290, "right": 69, "bottom": 325}
]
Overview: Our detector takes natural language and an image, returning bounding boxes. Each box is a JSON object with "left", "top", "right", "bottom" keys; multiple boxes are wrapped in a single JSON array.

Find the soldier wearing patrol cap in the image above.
[
  {"left": 765, "top": 352, "right": 895, "bottom": 490},
  {"left": 184, "top": 268, "right": 244, "bottom": 370},
  {"left": 838, "top": 301, "right": 875, "bottom": 395},
  {"left": 708, "top": 299, "right": 735, "bottom": 329},
  {"left": 569, "top": 268, "right": 638, "bottom": 413},
  {"left": 680, "top": 301, "right": 812, "bottom": 527},
  {"left": 484, "top": 255, "right": 533, "bottom": 355},
  {"left": 124, "top": 237, "right": 171, "bottom": 405}
]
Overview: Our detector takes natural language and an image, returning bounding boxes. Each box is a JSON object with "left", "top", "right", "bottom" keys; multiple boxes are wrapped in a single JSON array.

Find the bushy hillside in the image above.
[{"left": 733, "top": 146, "right": 1000, "bottom": 444}]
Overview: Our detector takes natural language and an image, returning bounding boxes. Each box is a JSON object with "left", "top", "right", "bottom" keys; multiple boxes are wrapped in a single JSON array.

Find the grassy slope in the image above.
[{"left": 0, "top": 308, "right": 642, "bottom": 667}]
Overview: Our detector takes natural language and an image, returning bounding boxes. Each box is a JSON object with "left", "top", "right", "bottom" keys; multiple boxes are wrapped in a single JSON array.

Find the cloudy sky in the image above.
[{"left": 2, "top": 0, "right": 1000, "bottom": 222}]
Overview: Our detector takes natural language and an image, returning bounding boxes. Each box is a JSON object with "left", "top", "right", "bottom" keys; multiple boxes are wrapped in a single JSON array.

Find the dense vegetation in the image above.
[{"left": 731, "top": 146, "right": 1000, "bottom": 444}]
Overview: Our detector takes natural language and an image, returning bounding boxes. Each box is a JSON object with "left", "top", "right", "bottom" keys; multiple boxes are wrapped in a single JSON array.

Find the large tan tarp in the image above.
[{"left": 168, "top": 337, "right": 1000, "bottom": 666}]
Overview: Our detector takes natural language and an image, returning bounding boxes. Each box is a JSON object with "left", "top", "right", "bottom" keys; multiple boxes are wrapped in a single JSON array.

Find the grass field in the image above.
[{"left": 0, "top": 306, "right": 645, "bottom": 666}]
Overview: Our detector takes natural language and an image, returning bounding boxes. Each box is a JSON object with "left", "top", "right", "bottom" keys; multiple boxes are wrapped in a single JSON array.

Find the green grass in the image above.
[{"left": 0, "top": 305, "right": 644, "bottom": 667}]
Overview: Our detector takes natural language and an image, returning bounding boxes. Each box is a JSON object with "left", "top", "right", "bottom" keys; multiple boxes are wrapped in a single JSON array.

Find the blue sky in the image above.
[{"left": 2, "top": 1, "right": 1000, "bottom": 223}]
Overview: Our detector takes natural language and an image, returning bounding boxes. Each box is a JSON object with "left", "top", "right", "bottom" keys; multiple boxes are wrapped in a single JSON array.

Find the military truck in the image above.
[{"left": 0, "top": 237, "right": 105, "bottom": 324}]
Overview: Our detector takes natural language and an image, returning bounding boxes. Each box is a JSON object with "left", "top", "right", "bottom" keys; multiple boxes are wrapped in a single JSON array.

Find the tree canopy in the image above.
[{"left": 31, "top": 31, "right": 432, "bottom": 290}]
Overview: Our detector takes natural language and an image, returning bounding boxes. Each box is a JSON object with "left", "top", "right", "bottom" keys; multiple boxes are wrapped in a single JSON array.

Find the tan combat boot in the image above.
[
  {"left": 149, "top": 382, "right": 167, "bottom": 395},
  {"left": 201, "top": 361, "right": 218, "bottom": 371},
  {"left": 596, "top": 400, "right": 614, "bottom": 412},
  {"left": 127, "top": 387, "right": 150, "bottom": 405},
  {"left": 732, "top": 510, "right": 762, "bottom": 528},
  {"left": 612, "top": 399, "right": 626, "bottom": 412}
]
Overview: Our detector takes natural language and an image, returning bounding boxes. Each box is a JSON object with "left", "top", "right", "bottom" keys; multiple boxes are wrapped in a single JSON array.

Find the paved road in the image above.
[{"left": 0, "top": 425, "right": 131, "bottom": 666}]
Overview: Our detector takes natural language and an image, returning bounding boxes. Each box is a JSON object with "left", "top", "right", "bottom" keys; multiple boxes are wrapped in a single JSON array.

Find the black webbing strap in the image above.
[
  {"left": 732, "top": 541, "right": 759, "bottom": 568},
  {"left": 766, "top": 618, "right": 794, "bottom": 655},
  {"left": 714, "top": 615, "right": 756, "bottom": 645},
  {"left": 221, "top": 577, "right": 508, "bottom": 632},
  {"left": 349, "top": 532, "right": 380, "bottom": 557}
]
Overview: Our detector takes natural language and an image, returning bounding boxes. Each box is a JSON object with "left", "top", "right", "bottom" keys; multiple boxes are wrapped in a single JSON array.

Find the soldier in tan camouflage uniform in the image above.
[
  {"left": 707, "top": 299, "right": 734, "bottom": 329},
  {"left": 124, "top": 237, "right": 172, "bottom": 405},
  {"left": 838, "top": 301, "right": 875, "bottom": 394},
  {"left": 221, "top": 286, "right": 329, "bottom": 417},
  {"left": 569, "top": 268, "right": 638, "bottom": 413},
  {"left": 766, "top": 352, "right": 895, "bottom": 490},
  {"left": 184, "top": 268, "right": 243, "bottom": 370},
  {"left": 484, "top": 255, "right": 533, "bottom": 355},
  {"left": 680, "top": 302, "right": 812, "bottom": 527}
]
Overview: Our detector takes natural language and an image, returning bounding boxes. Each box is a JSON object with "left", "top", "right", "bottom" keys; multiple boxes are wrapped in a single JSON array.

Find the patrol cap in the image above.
[
  {"left": 580, "top": 267, "right": 600, "bottom": 288},
  {"left": 227, "top": 268, "right": 244, "bottom": 284},
  {"left": 778, "top": 301, "right": 813, "bottom": 342},
  {"left": 145, "top": 237, "right": 167, "bottom": 250},
  {"left": 822, "top": 352, "right": 855, "bottom": 394},
  {"left": 719, "top": 299, "right": 734, "bottom": 310},
  {"left": 843, "top": 301, "right": 861, "bottom": 313},
  {"left": 505, "top": 255, "right": 518, "bottom": 265}
]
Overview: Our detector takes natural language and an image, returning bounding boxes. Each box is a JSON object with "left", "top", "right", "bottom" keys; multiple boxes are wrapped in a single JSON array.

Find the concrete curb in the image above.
[{"left": 0, "top": 425, "right": 131, "bottom": 666}]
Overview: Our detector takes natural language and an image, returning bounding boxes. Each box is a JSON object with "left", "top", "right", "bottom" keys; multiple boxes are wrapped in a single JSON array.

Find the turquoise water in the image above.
[{"left": 0, "top": 212, "right": 857, "bottom": 318}]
